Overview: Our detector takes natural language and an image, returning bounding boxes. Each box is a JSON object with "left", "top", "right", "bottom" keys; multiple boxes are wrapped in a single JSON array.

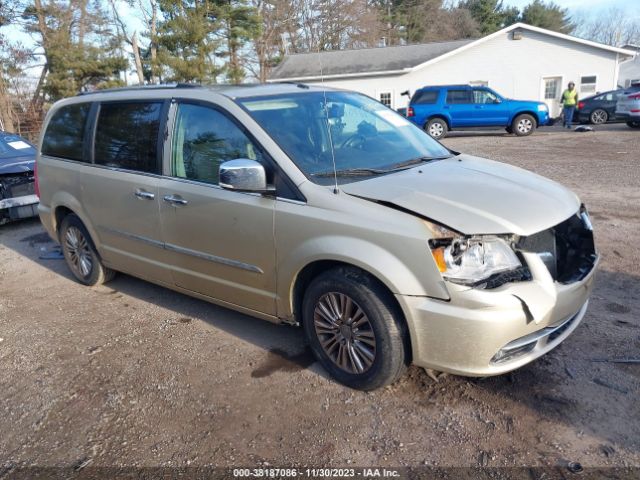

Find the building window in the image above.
[
  {"left": 580, "top": 75, "right": 597, "bottom": 94},
  {"left": 469, "top": 80, "right": 488, "bottom": 87},
  {"left": 379, "top": 92, "right": 392, "bottom": 108},
  {"left": 544, "top": 78, "right": 559, "bottom": 99}
]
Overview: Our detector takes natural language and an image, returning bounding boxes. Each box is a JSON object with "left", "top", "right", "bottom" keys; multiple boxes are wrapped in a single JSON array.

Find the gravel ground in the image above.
[{"left": 0, "top": 124, "right": 639, "bottom": 476}]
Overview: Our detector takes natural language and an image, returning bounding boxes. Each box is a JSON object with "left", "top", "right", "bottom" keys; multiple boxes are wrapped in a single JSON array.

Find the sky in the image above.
[
  {"left": 503, "top": 0, "right": 636, "bottom": 13},
  {"left": 2, "top": 0, "right": 638, "bottom": 80}
]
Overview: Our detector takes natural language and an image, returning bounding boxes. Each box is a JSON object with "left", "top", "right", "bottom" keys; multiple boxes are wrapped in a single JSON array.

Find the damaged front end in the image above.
[{"left": 0, "top": 172, "right": 39, "bottom": 224}]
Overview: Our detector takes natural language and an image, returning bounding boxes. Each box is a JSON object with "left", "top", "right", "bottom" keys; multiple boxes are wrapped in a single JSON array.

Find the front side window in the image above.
[
  {"left": 171, "top": 103, "right": 264, "bottom": 185},
  {"left": 239, "top": 91, "right": 451, "bottom": 185},
  {"left": 94, "top": 102, "right": 162, "bottom": 173},
  {"left": 473, "top": 89, "right": 499, "bottom": 104},
  {"left": 446, "top": 90, "right": 473, "bottom": 104},
  {"left": 42, "top": 103, "right": 91, "bottom": 161}
]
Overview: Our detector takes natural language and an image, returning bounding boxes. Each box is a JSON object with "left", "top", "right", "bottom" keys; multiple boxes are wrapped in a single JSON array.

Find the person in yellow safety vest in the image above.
[{"left": 561, "top": 81, "right": 579, "bottom": 129}]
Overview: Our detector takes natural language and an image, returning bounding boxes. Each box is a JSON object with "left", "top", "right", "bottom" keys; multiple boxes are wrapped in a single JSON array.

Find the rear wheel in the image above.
[
  {"left": 302, "top": 267, "right": 408, "bottom": 390},
  {"left": 425, "top": 118, "right": 448, "bottom": 139},
  {"left": 590, "top": 109, "right": 608, "bottom": 124},
  {"left": 627, "top": 121, "right": 640, "bottom": 129},
  {"left": 59, "top": 214, "right": 115, "bottom": 286},
  {"left": 512, "top": 114, "right": 536, "bottom": 136}
]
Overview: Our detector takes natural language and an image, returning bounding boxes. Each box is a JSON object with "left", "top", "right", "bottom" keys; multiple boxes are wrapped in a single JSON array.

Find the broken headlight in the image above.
[{"left": 426, "top": 222, "right": 524, "bottom": 287}]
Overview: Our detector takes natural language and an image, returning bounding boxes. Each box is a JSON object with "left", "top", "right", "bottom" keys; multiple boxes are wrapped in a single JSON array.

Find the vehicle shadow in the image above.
[
  {"left": 460, "top": 267, "right": 640, "bottom": 453},
  {"left": 0, "top": 218, "right": 326, "bottom": 380},
  {"left": 3, "top": 219, "right": 639, "bottom": 459}
]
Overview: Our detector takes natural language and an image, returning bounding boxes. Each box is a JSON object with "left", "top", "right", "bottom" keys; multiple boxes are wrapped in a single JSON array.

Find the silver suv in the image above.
[{"left": 37, "top": 84, "right": 598, "bottom": 390}]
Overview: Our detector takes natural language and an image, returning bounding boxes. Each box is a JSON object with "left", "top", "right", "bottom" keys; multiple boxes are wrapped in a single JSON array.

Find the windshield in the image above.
[
  {"left": 238, "top": 91, "right": 452, "bottom": 185},
  {"left": 0, "top": 135, "right": 36, "bottom": 159}
]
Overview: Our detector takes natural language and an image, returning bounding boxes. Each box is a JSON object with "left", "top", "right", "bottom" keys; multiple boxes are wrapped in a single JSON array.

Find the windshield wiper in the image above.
[
  {"left": 387, "top": 155, "right": 454, "bottom": 171},
  {"left": 312, "top": 155, "right": 454, "bottom": 178},
  {"left": 312, "top": 167, "right": 389, "bottom": 177}
]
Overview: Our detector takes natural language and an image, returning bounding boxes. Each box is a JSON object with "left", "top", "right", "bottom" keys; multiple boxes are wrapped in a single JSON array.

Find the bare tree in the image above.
[
  {"left": 108, "top": 0, "right": 145, "bottom": 84},
  {"left": 574, "top": 7, "right": 640, "bottom": 46}
]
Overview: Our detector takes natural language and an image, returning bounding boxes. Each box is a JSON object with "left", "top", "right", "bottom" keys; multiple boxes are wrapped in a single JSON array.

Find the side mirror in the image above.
[
  {"left": 219, "top": 159, "right": 272, "bottom": 193},
  {"left": 493, "top": 97, "right": 502, "bottom": 104}
]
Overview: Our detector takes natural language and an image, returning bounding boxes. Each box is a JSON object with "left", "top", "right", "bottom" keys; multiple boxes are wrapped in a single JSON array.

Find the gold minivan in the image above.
[{"left": 37, "top": 84, "right": 598, "bottom": 390}]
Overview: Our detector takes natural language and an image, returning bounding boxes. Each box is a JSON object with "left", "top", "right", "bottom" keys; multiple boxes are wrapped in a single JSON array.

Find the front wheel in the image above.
[
  {"left": 512, "top": 114, "right": 536, "bottom": 136},
  {"left": 302, "top": 267, "right": 409, "bottom": 390},
  {"left": 627, "top": 121, "right": 640, "bottom": 129},
  {"left": 425, "top": 118, "right": 448, "bottom": 139},
  {"left": 590, "top": 109, "right": 608, "bottom": 124},
  {"left": 59, "top": 214, "right": 115, "bottom": 286}
]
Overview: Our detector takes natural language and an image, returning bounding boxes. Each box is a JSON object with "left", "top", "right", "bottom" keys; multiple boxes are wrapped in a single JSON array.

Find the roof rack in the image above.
[{"left": 76, "top": 83, "right": 203, "bottom": 96}]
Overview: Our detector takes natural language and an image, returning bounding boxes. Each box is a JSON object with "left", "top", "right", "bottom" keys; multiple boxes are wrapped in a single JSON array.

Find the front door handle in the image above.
[
  {"left": 134, "top": 189, "right": 155, "bottom": 200},
  {"left": 163, "top": 194, "right": 188, "bottom": 206}
]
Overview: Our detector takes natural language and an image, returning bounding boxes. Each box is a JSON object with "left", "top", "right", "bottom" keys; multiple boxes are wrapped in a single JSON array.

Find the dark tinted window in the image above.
[
  {"left": 412, "top": 90, "right": 438, "bottom": 104},
  {"left": 172, "top": 103, "right": 264, "bottom": 185},
  {"left": 446, "top": 90, "right": 473, "bottom": 104},
  {"left": 95, "top": 102, "right": 162, "bottom": 173},
  {"left": 42, "top": 103, "right": 90, "bottom": 161}
]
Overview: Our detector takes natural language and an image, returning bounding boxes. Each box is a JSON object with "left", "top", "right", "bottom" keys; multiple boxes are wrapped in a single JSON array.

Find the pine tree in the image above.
[
  {"left": 459, "top": 0, "right": 519, "bottom": 35},
  {"left": 521, "top": 0, "right": 574, "bottom": 34},
  {"left": 21, "top": 0, "right": 127, "bottom": 100}
]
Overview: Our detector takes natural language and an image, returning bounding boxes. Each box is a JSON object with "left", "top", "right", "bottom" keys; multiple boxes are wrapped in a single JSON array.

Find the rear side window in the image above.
[
  {"left": 412, "top": 90, "right": 438, "bottom": 104},
  {"left": 94, "top": 102, "right": 162, "bottom": 173},
  {"left": 42, "top": 103, "right": 90, "bottom": 161},
  {"left": 446, "top": 90, "right": 473, "bottom": 104}
]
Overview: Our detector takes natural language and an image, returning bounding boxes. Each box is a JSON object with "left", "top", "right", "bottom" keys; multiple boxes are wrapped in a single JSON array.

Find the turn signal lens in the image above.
[{"left": 431, "top": 247, "right": 447, "bottom": 272}]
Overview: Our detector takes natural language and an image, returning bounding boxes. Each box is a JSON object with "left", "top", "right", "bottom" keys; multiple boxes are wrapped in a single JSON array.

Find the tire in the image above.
[
  {"left": 627, "top": 121, "right": 640, "bottom": 129},
  {"left": 590, "top": 109, "right": 608, "bottom": 124},
  {"left": 511, "top": 113, "right": 536, "bottom": 136},
  {"left": 425, "top": 117, "right": 448, "bottom": 139},
  {"left": 59, "top": 214, "right": 115, "bottom": 286},
  {"left": 302, "top": 267, "right": 409, "bottom": 390}
]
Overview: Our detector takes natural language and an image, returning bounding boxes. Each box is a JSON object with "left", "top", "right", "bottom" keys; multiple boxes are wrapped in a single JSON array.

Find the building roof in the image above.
[
  {"left": 269, "top": 23, "right": 637, "bottom": 82},
  {"left": 269, "top": 39, "right": 474, "bottom": 80}
]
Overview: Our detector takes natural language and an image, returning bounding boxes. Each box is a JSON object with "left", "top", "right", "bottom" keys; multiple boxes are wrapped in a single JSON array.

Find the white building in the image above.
[
  {"left": 619, "top": 45, "right": 640, "bottom": 88},
  {"left": 268, "top": 23, "right": 636, "bottom": 117}
]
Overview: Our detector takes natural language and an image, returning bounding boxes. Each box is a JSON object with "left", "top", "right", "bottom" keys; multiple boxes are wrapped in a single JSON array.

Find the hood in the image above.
[
  {"left": 506, "top": 98, "right": 546, "bottom": 107},
  {"left": 0, "top": 155, "right": 35, "bottom": 175},
  {"left": 341, "top": 155, "right": 580, "bottom": 236}
]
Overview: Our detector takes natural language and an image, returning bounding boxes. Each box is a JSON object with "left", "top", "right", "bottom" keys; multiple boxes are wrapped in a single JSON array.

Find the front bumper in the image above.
[
  {"left": 397, "top": 252, "right": 598, "bottom": 376},
  {"left": 0, "top": 194, "right": 39, "bottom": 220}
]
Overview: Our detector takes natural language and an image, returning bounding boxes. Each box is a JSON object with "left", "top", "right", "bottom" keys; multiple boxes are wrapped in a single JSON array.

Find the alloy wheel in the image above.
[
  {"left": 591, "top": 110, "right": 607, "bottom": 124},
  {"left": 63, "top": 226, "right": 93, "bottom": 278},
  {"left": 313, "top": 292, "right": 376, "bottom": 374},
  {"left": 517, "top": 118, "right": 533, "bottom": 134}
]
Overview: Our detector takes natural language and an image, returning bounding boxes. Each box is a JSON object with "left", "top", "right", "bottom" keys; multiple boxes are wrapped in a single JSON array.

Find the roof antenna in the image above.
[{"left": 318, "top": 45, "right": 339, "bottom": 195}]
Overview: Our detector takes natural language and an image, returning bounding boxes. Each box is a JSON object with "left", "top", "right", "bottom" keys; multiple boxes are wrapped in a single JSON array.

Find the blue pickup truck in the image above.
[{"left": 405, "top": 85, "right": 550, "bottom": 139}]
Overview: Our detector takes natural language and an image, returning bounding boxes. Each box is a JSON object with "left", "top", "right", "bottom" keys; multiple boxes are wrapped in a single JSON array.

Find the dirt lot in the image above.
[{"left": 1, "top": 124, "right": 639, "bottom": 476}]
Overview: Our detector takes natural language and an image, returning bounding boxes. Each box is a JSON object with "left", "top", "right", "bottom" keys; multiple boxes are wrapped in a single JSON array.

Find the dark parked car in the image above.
[
  {"left": 406, "top": 85, "right": 550, "bottom": 139},
  {"left": 575, "top": 90, "right": 622, "bottom": 124},
  {"left": 0, "top": 132, "right": 39, "bottom": 224}
]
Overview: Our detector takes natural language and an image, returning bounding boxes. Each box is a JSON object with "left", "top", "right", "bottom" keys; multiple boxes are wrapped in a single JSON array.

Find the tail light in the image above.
[
  {"left": 34, "top": 160, "right": 40, "bottom": 198},
  {"left": 578, "top": 101, "right": 585, "bottom": 110},
  {"left": 407, "top": 106, "right": 415, "bottom": 118},
  {"left": 629, "top": 93, "right": 640, "bottom": 100}
]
